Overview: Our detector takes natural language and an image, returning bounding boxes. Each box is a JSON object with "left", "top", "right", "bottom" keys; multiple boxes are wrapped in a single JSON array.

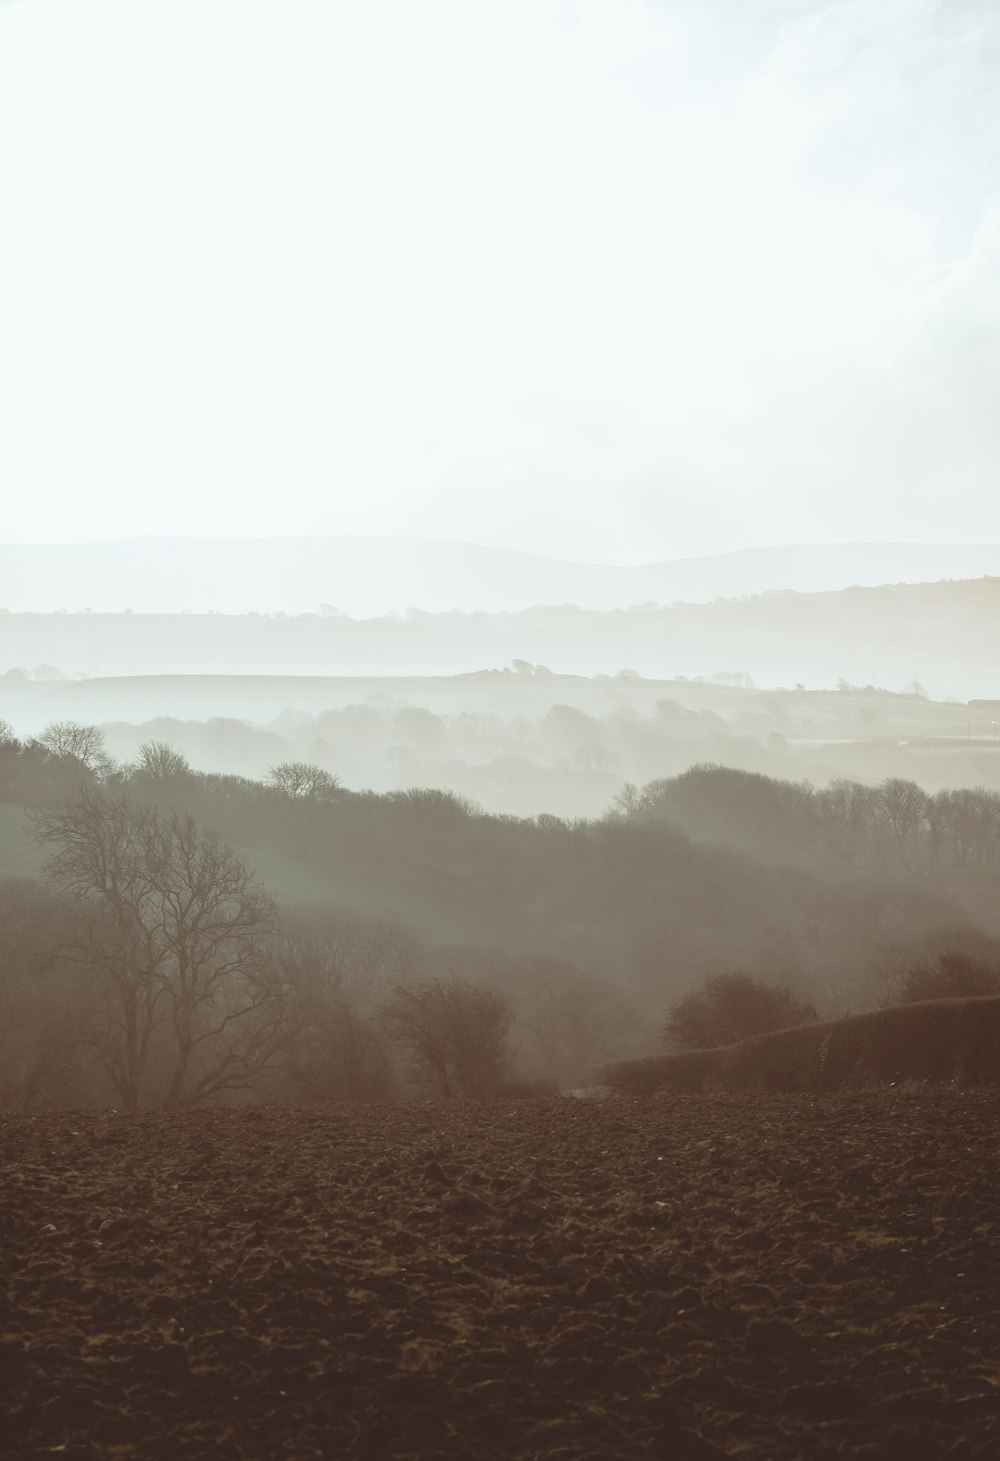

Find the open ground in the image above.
[{"left": 2, "top": 1091, "right": 999, "bottom": 1459}]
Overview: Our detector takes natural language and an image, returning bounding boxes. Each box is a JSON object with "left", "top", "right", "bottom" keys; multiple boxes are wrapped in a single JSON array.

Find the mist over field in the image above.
[{"left": 3, "top": 2, "right": 1000, "bottom": 1457}]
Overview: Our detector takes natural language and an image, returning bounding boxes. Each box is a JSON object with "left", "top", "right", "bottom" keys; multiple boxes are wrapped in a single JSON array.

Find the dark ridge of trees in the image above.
[
  {"left": 618, "top": 764, "right": 1000, "bottom": 884},
  {"left": 5, "top": 730, "right": 1000, "bottom": 1109}
]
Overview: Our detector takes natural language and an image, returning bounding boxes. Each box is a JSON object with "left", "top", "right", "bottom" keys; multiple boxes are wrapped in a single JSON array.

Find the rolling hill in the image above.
[
  {"left": 2, "top": 575, "right": 999, "bottom": 699},
  {"left": 2, "top": 536, "right": 1000, "bottom": 615}
]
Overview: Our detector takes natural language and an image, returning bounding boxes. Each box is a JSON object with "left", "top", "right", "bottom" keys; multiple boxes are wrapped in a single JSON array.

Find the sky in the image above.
[{"left": 0, "top": 0, "right": 998, "bottom": 564}]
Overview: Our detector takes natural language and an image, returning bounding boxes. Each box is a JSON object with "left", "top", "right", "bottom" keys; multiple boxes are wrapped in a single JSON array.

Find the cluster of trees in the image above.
[
  {"left": 662, "top": 973, "right": 818, "bottom": 1052},
  {"left": 2, "top": 789, "right": 519, "bottom": 1111},
  {"left": 9, "top": 668, "right": 998, "bottom": 825},
  {"left": 659, "top": 956, "right": 1000, "bottom": 1057},
  {"left": 0, "top": 719, "right": 345, "bottom": 811},
  {"left": 3, "top": 726, "right": 1000, "bottom": 1110},
  {"left": 615, "top": 766, "right": 1000, "bottom": 880}
]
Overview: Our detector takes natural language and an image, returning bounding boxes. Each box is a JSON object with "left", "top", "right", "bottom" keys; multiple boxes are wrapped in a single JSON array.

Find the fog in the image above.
[
  {"left": 0, "top": 0, "right": 997, "bottom": 1101},
  {"left": 4, "top": 7, "right": 1000, "bottom": 1452},
  {"left": 3, "top": 538, "right": 1000, "bottom": 616},
  {"left": 2, "top": 1, "right": 1000, "bottom": 560},
  {"left": 5, "top": 729, "right": 1000, "bottom": 1106}
]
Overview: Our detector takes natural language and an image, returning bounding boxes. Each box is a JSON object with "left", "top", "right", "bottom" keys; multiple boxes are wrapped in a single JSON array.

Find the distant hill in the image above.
[
  {"left": 1, "top": 575, "right": 998, "bottom": 700},
  {"left": 2, "top": 536, "right": 1000, "bottom": 614}
]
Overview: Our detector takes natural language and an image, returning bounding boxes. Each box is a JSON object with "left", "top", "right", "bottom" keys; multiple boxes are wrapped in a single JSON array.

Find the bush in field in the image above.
[
  {"left": 663, "top": 972, "right": 817, "bottom": 1052},
  {"left": 381, "top": 974, "right": 513, "bottom": 1099}
]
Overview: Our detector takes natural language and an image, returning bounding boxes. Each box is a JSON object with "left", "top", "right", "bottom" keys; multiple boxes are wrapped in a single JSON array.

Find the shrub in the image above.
[
  {"left": 631, "top": 996, "right": 1000, "bottom": 1094},
  {"left": 663, "top": 972, "right": 817, "bottom": 1052}
]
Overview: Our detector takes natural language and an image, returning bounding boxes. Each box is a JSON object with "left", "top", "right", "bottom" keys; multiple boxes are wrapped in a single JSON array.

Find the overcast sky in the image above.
[{"left": 1, "top": 0, "right": 998, "bottom": 563}]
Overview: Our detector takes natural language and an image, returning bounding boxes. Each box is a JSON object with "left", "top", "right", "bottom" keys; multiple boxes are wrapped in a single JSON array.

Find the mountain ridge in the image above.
[{"left": 3, "top": 536, "right": 1000, "bottom": 615}]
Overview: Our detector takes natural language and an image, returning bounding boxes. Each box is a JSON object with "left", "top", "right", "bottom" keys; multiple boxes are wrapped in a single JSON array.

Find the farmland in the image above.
[{"left": 3, "top": 1091, "right": 999, "bottom": 1459}]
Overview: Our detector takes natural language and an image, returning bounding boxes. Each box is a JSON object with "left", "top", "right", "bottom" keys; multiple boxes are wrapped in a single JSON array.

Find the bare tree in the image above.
[
  {"left": 611, "top": 781, "right": 641, "bottom": 817},
  {"left": 135, "top": 740, "right": 193, "bottom": 782},
  {"left": 267, "top": 761, "right": 342, "bottom": 800},
  {"left": 875, "top": 778, "right": 929, "bottom": 867},
  {"left": 381, "top": 974, "right": 512, "bottom": 1098},
  {"left": 33, "top": 789, "right": 286, "bottom": 1109},
  {"left": 816, "top": 779, "right": 880, "bottom": 870},
  {"left": 37, "top": 720, "right": 112, "bottom": 777},
  {"left": 928, "top": 787, "right": 1000, "bottom": 872}
]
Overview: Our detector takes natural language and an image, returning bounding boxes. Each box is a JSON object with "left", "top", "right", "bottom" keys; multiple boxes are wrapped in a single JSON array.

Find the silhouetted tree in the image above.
[
  {"left": 267, "top": 761, "right": 342, "bottom": 800},
  {"left": 876, "top": 778, "right": 929, "bottom": 864},
  {"left": 611, "top": 781, "right": 641, "bottom": 817},
  {"left": 928, "top": 787, "right": 1000, "bottom": 871},
  {"left": 381, "top": 974, "right": 512, "bottom": 1098},
  {"left": 37, "top": 720, "right": 112, "bottom": 777},
  {"left": 135, "top": 740, "right": 193, "bottom": 782},
  {"left": 816, "top": 779, "right": 880, "bottom": 870},
  {"left": 33, "top": 790, "right": 286, "bottom": 1109},
  {"left": 663, "top": 972, "right": 817, "bottom": 1052}
]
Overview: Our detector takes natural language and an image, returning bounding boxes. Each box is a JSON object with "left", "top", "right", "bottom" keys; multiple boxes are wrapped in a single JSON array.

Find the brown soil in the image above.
[{"left": 2, "top": 1092, "right": 999, "bottom": 1459}]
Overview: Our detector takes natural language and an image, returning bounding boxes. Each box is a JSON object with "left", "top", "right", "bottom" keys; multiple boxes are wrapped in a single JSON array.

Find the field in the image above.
[{"left": 3, "top": 1093, "right": 1000, "bottom": 1460}]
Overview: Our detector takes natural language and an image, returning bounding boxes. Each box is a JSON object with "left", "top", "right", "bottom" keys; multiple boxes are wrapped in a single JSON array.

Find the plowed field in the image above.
[{"left": 3, "top": 1091, "right": 999, "bottom": 1459}]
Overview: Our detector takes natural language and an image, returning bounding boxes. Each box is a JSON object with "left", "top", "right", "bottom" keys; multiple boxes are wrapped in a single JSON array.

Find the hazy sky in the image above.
[{"left": 1, "top": 0, "right": 998, "bottom": 563}]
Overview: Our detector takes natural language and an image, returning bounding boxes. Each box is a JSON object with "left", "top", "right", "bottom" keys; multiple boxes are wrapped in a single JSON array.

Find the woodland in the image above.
[{"left": 3, "top": 721, "right": 1000, "bottom": 1112}]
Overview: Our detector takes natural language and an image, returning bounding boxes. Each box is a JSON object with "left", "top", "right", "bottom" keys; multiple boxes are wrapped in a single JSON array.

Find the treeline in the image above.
[
  {"left": 3, "top": 724, "right": 1000, "bottom": 1110},
  {"left": 0, "top": 726, "right": 641, "bottom": 1109},
  {"left": 1, "top": 826, "right": 629, "bottom": 1112},
  {"left": 621, "top": 765, "right": 1000, "bottom": 882}
]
